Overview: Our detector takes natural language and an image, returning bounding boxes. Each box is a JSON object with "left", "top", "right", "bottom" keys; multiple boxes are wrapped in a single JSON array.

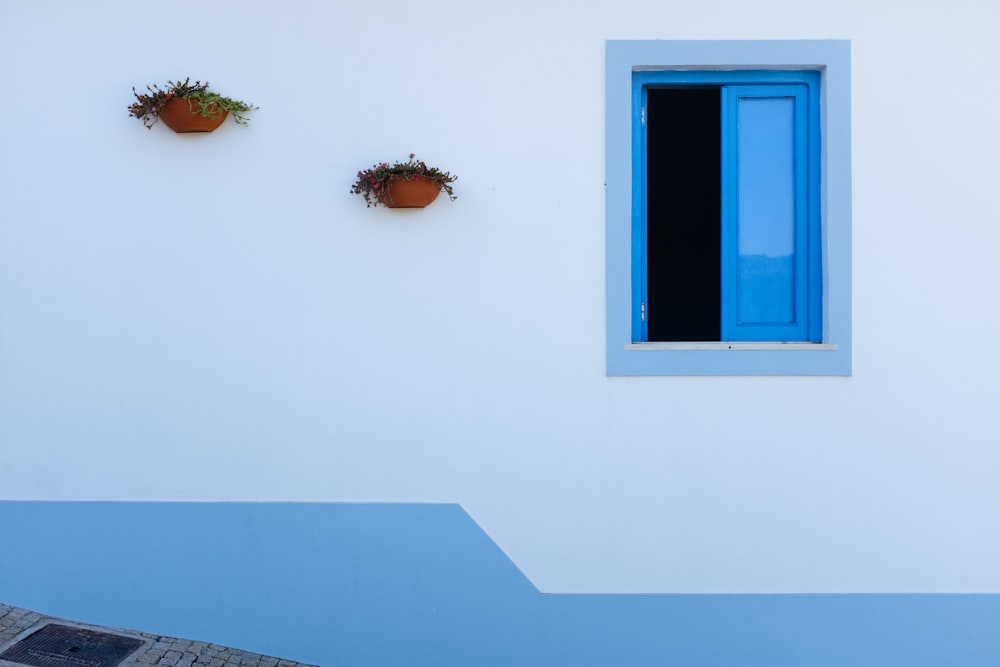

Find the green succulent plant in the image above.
[{"left": 128, "top": 78, "right": 256, "bottom": 129}]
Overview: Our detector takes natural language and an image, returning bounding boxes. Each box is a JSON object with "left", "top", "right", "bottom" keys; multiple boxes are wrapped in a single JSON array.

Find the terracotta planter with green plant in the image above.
[
  {"left": 351, "top": 154, "right": 457, "bottom": 208},
  {"left": 128, "top": 78, "right": 256, "bottom": 133}
]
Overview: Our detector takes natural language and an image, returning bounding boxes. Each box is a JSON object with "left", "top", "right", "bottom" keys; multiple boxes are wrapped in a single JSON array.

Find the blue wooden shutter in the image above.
[{"left": 721, "top": 83, "right": 818, "bottom": 342}]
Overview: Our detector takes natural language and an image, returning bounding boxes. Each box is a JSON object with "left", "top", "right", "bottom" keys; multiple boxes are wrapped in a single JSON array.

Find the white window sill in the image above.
[{"left": 625, "top": 342, "right": 838, "bottom": 351}]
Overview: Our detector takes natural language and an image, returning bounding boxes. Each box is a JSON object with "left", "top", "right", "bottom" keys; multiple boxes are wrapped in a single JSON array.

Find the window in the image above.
[
  {"left": 606, "top": 41, "right": 851, "bottom": 376},
  {"left": 638, "top": 70, "right": 820, "bottom": 344}
]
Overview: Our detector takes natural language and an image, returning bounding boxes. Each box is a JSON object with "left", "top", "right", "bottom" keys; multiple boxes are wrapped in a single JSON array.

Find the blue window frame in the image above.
[
  {"left": 635, "top": 71, "right": 820, "bottom": 344},
  {"left": 606, "top": 41, "right": 852, "bottom": 376}
]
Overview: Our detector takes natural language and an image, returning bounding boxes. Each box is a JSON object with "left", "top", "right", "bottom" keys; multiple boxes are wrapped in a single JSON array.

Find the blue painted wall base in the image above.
[{"left": 0, "top": 502, "right": 996, "bottom": 666}]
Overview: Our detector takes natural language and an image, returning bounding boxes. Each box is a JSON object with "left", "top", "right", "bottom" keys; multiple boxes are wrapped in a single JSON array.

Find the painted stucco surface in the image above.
[{"left": 2, "top": 0, "right": 999, "bottom": 596}]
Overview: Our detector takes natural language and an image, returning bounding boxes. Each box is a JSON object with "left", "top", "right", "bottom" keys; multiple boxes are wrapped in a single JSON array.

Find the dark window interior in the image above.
[{"left": 646, "top": 87, "right": 721, "bottom": 341}]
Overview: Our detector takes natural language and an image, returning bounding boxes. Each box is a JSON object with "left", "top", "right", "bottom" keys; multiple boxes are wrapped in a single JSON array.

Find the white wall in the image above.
[{"left": 2, "top": 0, "right": 999, "bottom": 594}]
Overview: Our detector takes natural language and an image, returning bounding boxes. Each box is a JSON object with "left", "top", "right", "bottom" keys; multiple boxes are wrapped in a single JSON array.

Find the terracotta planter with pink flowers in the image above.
[{"left": 351, "top": 154, "right": 458, "bottom": 209}]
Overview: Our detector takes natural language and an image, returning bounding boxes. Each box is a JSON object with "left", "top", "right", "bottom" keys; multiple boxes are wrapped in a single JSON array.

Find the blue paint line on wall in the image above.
[{"left": 1, "top": 502, "right": 997, "bottom": 666}]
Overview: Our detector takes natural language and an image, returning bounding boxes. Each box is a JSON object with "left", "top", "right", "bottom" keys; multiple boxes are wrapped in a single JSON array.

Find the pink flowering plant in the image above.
[
  {"left": 128, "top": 78, "right": 256, "bottom": 129},
  {"left": 350, "top": 154, "right": 457, "bottom": 208}
]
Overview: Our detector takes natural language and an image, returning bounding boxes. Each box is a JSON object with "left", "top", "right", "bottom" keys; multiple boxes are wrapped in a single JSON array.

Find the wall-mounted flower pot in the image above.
[
  {"left": 381, "top": 177, "right": 441, "bottom": 208},
  {"left": 158, "top": 98, "right": 229, "bottom": 133}
]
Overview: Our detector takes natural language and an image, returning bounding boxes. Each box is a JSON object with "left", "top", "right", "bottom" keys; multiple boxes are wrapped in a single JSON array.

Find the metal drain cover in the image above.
[{"left": 0, "top": 624, "right": 144, "bottom": 667}]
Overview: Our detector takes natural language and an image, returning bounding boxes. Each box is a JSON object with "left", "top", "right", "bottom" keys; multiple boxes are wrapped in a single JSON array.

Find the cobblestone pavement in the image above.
[{"left": 0, "top": 604, "right": 319, "bottom": 667}]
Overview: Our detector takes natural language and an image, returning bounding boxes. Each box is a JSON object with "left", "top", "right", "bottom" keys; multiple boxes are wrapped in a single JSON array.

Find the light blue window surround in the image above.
[{"left": 606, "top": 41, "right": 852, "bottom": 376}]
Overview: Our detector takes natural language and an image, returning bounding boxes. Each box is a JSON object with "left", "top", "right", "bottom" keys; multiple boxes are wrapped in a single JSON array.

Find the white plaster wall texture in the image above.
[{"left": 1, "top": 0, "right": 999, "bottom": 593}]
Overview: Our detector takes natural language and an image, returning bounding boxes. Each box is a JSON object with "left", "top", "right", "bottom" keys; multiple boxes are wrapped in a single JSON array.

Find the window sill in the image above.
[{"left": 625, "top": 342, "right": 838, "bottom": 351}]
